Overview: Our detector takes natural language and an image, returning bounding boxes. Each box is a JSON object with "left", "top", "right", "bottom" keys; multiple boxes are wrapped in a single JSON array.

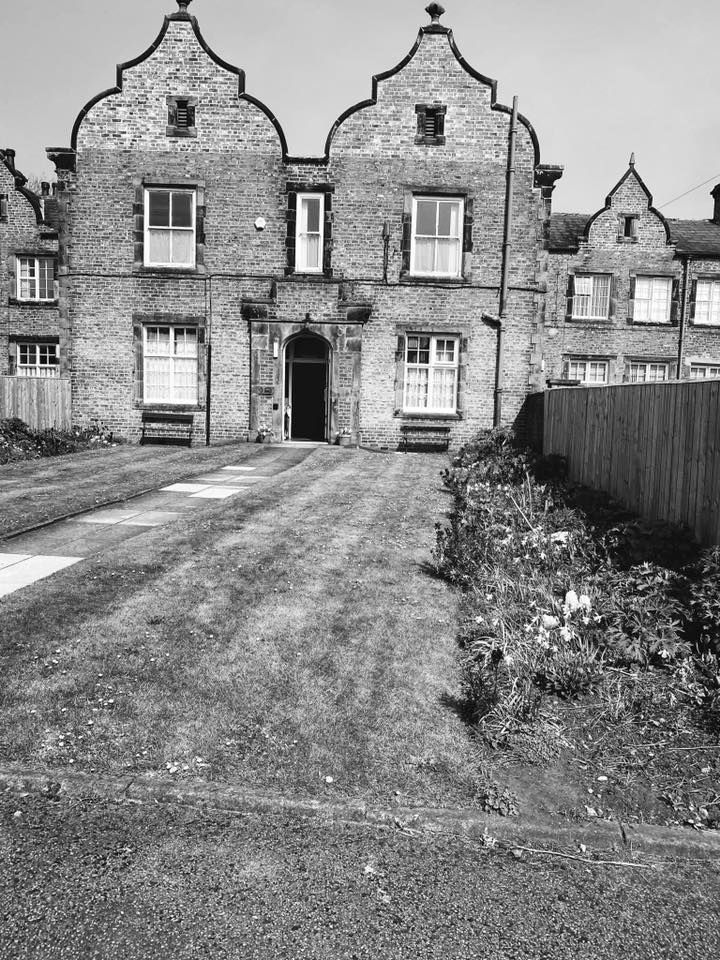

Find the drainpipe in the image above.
[
  {"left": 205, "top": 276, "right": 212, "bottom": 445},
  {"left": 382, "top": 221, "right": 390, "bottom": 283},
  {"left": 493, "top": 95, "right": 518, "bottom": 427},
  {"left": 676, "top": 255, "right": 690, "bottom": 379}
]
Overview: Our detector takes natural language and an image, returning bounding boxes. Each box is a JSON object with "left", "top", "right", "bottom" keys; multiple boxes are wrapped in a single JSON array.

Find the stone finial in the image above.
[
  {"left": 176, "top": 0, "right": 193, "bottom": 13},
  {"left": 629, "top": 152, "right": 636, "bottom": 167},
  {"left": 425, "top": 3, "right": 445, "bottom": 23}
]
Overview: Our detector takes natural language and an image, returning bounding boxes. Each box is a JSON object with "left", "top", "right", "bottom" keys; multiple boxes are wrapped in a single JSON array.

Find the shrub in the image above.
[{"left": 0, "top": 417, "right": 118, "bottom": 464}]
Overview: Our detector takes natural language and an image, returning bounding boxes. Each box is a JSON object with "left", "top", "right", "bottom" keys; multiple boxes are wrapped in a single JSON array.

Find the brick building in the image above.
[
  {"left": 0, "top": 150, "right": 61, "bottom": 384},
  {"left": 5, "top": 0, "right": 719, "bottom": 446},
  {"left": 545, "top": 160, "right": 720, "bottom": 386},
  {"left": 39, "top": 0, "right": 562, "bottom": 448}
]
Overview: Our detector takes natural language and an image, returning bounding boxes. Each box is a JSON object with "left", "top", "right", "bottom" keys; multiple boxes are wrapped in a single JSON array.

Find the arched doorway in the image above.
[{"left": 284, "top": 334, "right": 330, "bottom": 441}]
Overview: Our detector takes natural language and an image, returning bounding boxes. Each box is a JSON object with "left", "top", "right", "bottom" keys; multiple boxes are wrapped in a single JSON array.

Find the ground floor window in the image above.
[
  {"left": 15, "top": 341, "right": 58, "bottom": 377},
  {"left": 689, "top": 364, "right": 720, "bottom": 379},
  {"left": 403, "top": 334, "right": 458, "bottom": 413},
  {"left": 563, "top": 358, "right": 609, "bottom": 384},
  {"left": 628, "top": 361, "right": 669, "bottom": 383},
  {"left": 143, "top": 326, "right": 198, "bottom": 403}
]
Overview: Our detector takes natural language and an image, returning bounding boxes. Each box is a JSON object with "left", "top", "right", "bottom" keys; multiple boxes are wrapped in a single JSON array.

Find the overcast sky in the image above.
[{"left": 3, "top": 0, "right": 720, "bottom": 219}]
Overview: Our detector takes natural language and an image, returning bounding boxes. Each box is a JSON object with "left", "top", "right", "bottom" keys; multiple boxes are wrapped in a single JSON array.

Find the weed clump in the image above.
[{"left": 435, "top": 427, "right": 720, "bottom": 745}]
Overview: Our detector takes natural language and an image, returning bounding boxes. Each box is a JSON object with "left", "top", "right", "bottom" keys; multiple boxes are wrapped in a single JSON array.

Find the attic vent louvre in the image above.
[
  {"left": 415, "top": 104, "right": 447, "bottom": 145},
  {"left": 167, "top": 96, "right": 197, "bottom": 137},
  {"left": 176, "top": 101, "right": 189, "bottom": 127}
]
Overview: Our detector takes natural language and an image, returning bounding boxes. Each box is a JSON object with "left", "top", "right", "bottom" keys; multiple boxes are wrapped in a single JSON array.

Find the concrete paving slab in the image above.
[
  {"left": 160, "top": 483, "right": 212, "bottom": 493},
  {"left": 119, "top": 511, "right": 181, "bottom": 526},
  {"left": 76, "top": 509, "right": 144, "bottom": 525},
  {"left": 0, "top": 554, "right": 31, "bottom": 570},
  {"left": 190, "top": 486, "right": 242, "bottom": 500},
  {"left": 0, "top": 555, "right": 82, "bottom": 598}
]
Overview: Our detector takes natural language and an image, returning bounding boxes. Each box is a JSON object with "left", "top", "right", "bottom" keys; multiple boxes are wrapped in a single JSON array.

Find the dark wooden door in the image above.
[{"left": 291, "top": 361, "right": 327, "bottom": 440}]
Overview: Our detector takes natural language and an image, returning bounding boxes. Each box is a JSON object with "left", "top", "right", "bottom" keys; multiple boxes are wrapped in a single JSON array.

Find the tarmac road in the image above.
[{"left": 1, "top": 791, "right": 719, "bottom": 960}]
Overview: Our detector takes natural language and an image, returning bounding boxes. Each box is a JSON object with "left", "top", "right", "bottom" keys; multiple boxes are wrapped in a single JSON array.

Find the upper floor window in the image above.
[
  {"left": 689, "top": 364, "right": 720, "bottom": 379},
  {"left": 0, "top": 193, "right": 7, "bottom": 222},
  {"left": 571, "top": 274, "right": 611, "bottom": 320},
  {"left": 295, "top": 194, "right": 324, "bottom": 273},
  {"left": 17, "top": 256, "right": 56, "bottom": 301},
  {"left": 143, "top": 325, "right": 198, "bottom": 404},
  {"left": 415, "top": 104, "right": 446, "bottom": 145},
  {"left": 16, "top": 341, "right": 58, "bottom": 378},
  {"left": 404, "top": 334, "right": 458, "bottom": 413},
  {"left": 411, "top": 197, "right": 463, "bottom": 277},
  {"left": 632, "top": 276, "right": 672, "bottom": 324},
  {"left": 628, "top": 361, "right": 669, "bottom": 383},
  {"left": 564, "top": 358, "right": 609, "bottom": 385},
  {"left": 144, "top": 189, "right": 196, "bottom": 268},
  {"left": 693, "top": 279, "right": 720, "bottom": 325}
]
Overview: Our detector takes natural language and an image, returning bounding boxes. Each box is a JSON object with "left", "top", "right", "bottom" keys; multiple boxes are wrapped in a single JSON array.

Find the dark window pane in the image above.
[
  {"left": 415, "top": 201, "right": 437, "bottom": 236},
  {"left": 172, "top": 192, "right": 193, "bottom": 228},
  {"left": 304, "top": 197, "right": 321, "bottom": 233},
  {"left": 148, "top": 191, "right": 170, "bottom": 227},
  {"left": 437, "top": 202, "right": 454, "bottom": 237}
]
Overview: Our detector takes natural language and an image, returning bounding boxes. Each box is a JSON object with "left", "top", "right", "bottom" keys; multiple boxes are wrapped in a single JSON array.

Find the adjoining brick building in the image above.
[
  {"left": 5, "top": 1, "right": 719, "bottom": 446},
  {"left": 0, "top": 150, "right": 61, "bottom": 384},
  {"left": 545, "top": 160, "right": 720, "bottom": 387}
]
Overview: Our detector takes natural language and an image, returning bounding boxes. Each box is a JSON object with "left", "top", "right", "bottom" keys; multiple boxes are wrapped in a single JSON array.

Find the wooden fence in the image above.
[
  {"left": 0, "top": 376, "right": 72, "bottom": 431},
  {"left": 543, "top": 380, "right": 720, "bottom": 546}
]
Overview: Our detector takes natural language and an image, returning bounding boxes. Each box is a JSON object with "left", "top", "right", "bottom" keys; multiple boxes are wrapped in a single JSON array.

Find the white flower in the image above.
[
  {"left": 503, "top": 654, "right": 514, "bottom": 667},
  {"left": 564, "top": 590, "right": 580, "bottom": 612},
  {"left": 542, "top": 614, "right": 560, "bottom": 630},
  {"left": 579, "top": 594, "right": 592, "bottom": 611},
  {"left": 551, "top": 531, "right": 569, "bottom": 544},
  {"left": 559, "top": 626, "right": 572, "bottom": 642}
]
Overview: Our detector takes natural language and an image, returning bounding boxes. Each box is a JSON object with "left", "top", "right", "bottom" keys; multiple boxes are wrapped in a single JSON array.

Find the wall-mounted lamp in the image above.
[
  {"left": 273, "top": 339, "right": 279, "bottom": 359},
  {"left": 255, "top": 216, "right": 266, "bottom": 231}
]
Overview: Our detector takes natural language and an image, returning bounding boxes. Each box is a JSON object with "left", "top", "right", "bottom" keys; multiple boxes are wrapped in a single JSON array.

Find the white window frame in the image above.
[
  {"left": 628, "top": 362, "right": 669, "bottom": 383},
  {"left": 410, "top": 196, "right": 464, "bottom": 278},
  {"left": 694, "top": 280, "right": 720, "bottom": 326},
  {"left": 403, "top": 334, "right": 459, "bottom": 414},
  {"left": 295, "top": 193, "right": 324, "bottom": 274},
  {"left": 572, "top": 274, "right": 611, "bottom": 320},
  {"left": 16, "top": 341, "right": 59, "bottom": 378},
  {"left": 143, "top": 325, "right": 199, "bottom": 405},
  {"left": 689, "top": 364, "right": 720, "bottom": 379},
  {"left": 633, "top": 276, "right": 672, "bottom": 324},
  {"left": 143, "top": 188, "right": 196, "bottom": 268},
  {"left": 16, "top": 256, "right": 56, "bottom": 301},
  {"left": 563, "top": 359, "right": 609, "bottom": 385}
]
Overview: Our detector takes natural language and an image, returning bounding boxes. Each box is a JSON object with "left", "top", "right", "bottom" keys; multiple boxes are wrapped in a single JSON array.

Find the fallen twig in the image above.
[{"left": 507, "top": 844, "right": 656, "bottom": 869}]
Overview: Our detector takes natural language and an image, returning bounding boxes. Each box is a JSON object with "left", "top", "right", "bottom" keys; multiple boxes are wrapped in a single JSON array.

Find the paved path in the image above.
[{"left": 0, "top": 445, "right": 313, "bottom": 598}]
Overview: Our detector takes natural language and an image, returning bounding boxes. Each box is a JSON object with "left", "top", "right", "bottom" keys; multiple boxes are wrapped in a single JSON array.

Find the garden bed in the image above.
[{"left": 435, "top": 429, "right": 720, "bottom": 831}]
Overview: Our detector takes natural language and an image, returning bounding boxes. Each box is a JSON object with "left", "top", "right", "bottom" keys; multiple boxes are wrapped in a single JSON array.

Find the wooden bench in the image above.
[
  {"left": 399, "top": 423, "right": 451, "bottom": 453},
  {"left": 140, "top": 411, "right": 194, "bottom": 446}
]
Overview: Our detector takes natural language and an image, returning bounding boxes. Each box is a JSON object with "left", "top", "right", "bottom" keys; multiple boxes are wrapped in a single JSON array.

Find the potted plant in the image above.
[
  {"left": 256, "top": 426, "right": 274, "bottom": 444},
  {"left": 336, "top": 429, "right": 352, "bottom": 447}
]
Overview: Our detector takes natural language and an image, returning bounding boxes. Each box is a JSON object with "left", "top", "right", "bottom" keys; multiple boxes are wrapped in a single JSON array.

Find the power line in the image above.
[{"left": 658, "top": 173, "right": 720, "bottom": 210}]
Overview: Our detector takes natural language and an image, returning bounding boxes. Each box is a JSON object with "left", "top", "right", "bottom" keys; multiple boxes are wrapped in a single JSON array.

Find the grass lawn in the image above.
[
  {"left": 0, "top": 448, "right": 484, "bottom": 807},
  {"left": 0, "top": 441, "right": 264, "bottom": 539}
]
